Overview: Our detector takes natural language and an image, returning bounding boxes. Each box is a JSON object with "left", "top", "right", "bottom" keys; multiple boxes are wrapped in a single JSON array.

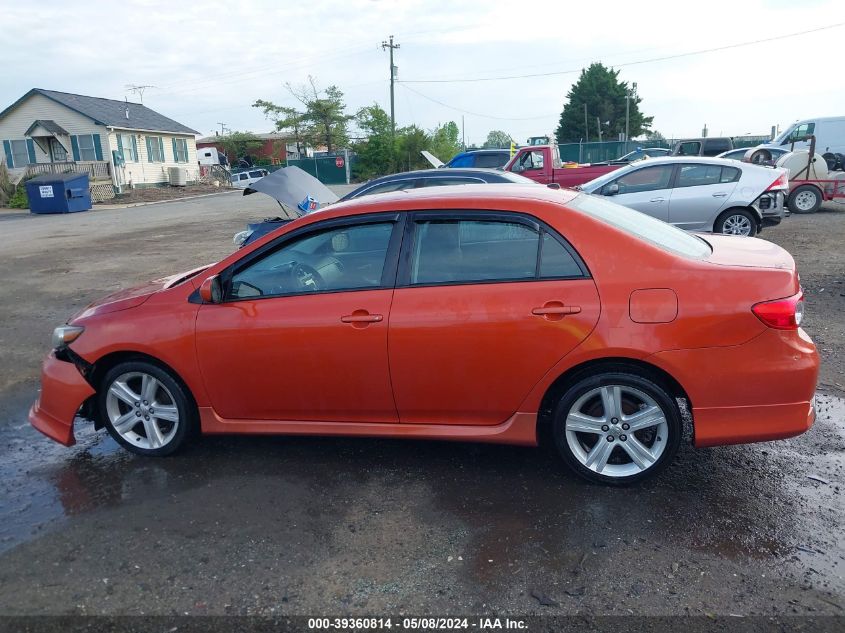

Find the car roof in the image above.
[
  {"left": 458, "top": 148, "right": 510, "bottom": 154},
  {"left": 620, "top": 156, "right": 748, "bottom": 167},
  {"left": 360, "top": 167, "right": 510, "bottom": 185},
  {"left": 330, "top": 183, "right": 579, "bottom": 216}
]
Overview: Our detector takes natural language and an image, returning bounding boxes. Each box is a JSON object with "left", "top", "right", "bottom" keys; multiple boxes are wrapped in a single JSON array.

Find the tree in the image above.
[
  {"left": 215, "top": 131, "right": 264, "bottom": 162},
  {"left": 253, "top": 100, "right": 309, "bottom": 157},
  {"left": 484, "top": 130, "right": 513, "bottom": 149},
  {"left": 352, "top": 104, "right": 396, "bottom": 179},
  {"left": 645, "top": 129, "right": 665, "bottom": 142},
  {"left": 397, "top": 125, "right": 431, "bottom": 172},
  {"left": 429, "top": 121, "right": 461, "bottom": 162},
  {"left": 288, "top": 77, "right": 353, "bottom": 153},
  {"left": 555, "top": 63, "right": 653, "bottom": 143}
]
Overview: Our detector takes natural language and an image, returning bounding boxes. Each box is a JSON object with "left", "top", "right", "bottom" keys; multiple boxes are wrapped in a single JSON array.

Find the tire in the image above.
[
  {"left": 552, "top": 371, "right": 681, "bottom": 485},
  {"left": 787, "top": 185, "right": 823, "bottom": 214},
  {"left": 714, "top": 208, "right": 757, "bottom": 237},
  {"left": 823, "top": 152, "right": 837, "bottom": 172},
  {"left": 98, "top": 360, "right": 194, "bottom": 456}
]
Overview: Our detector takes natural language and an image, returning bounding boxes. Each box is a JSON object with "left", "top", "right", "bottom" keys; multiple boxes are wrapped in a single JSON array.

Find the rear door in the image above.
[
  {"left": 601, "top": 164, "right": 674, "bottom": 221},
  {"left": 387, "top": 212, "right": 600, "bottom": 426},
  {"left": 668, "top": 163, "right": 741, "bottom": 230}
]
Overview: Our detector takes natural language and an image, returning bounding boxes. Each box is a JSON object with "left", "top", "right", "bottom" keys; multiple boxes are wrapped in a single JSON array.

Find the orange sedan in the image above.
[{"left": 30, "top": 185, "right": 819, "bottom": 484}]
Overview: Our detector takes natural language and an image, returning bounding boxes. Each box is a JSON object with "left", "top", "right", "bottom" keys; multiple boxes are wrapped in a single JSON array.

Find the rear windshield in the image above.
[{"left": 568, "top": 193, "right": 711, "bottom": 259}]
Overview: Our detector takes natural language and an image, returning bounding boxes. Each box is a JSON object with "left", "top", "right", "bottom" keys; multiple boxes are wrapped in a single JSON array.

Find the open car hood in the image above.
[{"left": 242, "top": 165, "right": 339, "bottom": 210}]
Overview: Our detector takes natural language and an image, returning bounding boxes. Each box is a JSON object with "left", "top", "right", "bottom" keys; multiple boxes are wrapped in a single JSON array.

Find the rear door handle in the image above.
[
  {"left": 341, "top": 311, "right": 383, "bottom": 324},
  {"left": 649, "top": 197, "right": 665, "bottom": 202},
  {"left": 712, "top": 192, "right": 728, "bottom": 198},
  {"left": 532, "top": 305, "right": 582, "bottom": 316}
]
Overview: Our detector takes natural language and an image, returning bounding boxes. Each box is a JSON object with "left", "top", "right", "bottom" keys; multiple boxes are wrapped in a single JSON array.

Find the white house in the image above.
[{"left": 0, "top": 89, "right": 200, "bottom": 198}]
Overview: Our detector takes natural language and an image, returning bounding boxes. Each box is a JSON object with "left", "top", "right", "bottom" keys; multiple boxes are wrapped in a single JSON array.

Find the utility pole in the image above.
[
  {"left": 381, "top": 35, "right": 400, "bottom": 138},
  {"left": 462, "top": 115, "right": 466, "bottom": 150},
  {"left": 597, "top": 116, "right": 602, "bottom": 143},
  {"left": 625, "top": 81, "right": 637, "bottom": 149},
  {"left": 216, "top": 122, "right": 228, "bottom": 135},
  {"left": 583, "top": 103, "right": 589, "bottom": 143}
]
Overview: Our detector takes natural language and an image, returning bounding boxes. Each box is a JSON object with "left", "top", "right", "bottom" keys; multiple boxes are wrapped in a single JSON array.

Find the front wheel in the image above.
[
  {"left": 714, "top": 209, "right": 757, "bottom": 236},
  {"left": 99, "top": 361, "right": 194, "bottom": 456},
  {"left": 552, "top": 372, "right": 682, "bottom": 485}
]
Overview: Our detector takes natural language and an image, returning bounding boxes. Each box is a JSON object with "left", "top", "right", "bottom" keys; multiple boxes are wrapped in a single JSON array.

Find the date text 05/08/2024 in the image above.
[{"left": 307, "top": 617, "right": 528, "bottom": 630}]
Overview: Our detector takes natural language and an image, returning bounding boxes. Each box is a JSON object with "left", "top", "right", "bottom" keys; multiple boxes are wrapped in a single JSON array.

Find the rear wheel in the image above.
[
  {"left": 99, "top": 361, "right": 193, "bottom": 456},
  {"left": 788, "top": 185, "right": 823, "bottom": 214},
  {"left": 552, "top": 372, "right": 681, "bottom": 485},
  {"left": 715, "top": 208, "right": 757, "bottom": 236}
]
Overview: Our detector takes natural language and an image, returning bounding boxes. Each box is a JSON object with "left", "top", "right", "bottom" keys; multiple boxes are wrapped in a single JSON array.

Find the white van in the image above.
[{"left": 769, "top": 116, "right": 845, "bottom": 154}]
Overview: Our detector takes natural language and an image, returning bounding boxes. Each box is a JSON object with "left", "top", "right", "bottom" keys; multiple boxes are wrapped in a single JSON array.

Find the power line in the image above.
[
  {"left": 400, "top": 21, "right": 845, "bottom": 84},
  {"left": 398, "top": 83, "right": 555, "bottom": 121}
]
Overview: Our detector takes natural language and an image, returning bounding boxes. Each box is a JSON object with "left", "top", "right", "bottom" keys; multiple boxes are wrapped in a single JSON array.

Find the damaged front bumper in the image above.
[{"left": 29, "top": 350, "right": 95, "bottom": 446}]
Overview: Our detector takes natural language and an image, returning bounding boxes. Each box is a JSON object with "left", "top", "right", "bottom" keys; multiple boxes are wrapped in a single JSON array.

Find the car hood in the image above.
[
  {"left": 700, "top": 234, "right": 795, "bottom": 270},
  {"left": 70, "top": 265, "right": 210, "bottom": 322}
]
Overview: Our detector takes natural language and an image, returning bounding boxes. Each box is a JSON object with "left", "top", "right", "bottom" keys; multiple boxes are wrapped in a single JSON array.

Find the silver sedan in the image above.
[{"left": 579, "top": 157, "right": 788, "bottom": 237}]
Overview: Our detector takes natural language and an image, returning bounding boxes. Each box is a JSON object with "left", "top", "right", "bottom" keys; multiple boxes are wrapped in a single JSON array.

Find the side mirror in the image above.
[
  {"left": 199, "top": 275, "right": 223, "bottom": 304},
  {"left": 603, "top": 183, "right": 619, "bottom": 196},
  {"left": 546, "top": 183, "right": 561, "bottom": 190}
]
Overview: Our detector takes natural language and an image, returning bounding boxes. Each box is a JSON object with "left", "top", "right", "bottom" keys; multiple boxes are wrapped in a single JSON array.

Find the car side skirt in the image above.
[{"left": 199, "top": 408, "right": 539, "bottom": 446}]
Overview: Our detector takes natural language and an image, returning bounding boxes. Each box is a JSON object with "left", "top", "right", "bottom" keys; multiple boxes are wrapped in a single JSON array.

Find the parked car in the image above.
[
  {"left": 671, "top": 137, "right": 733, "bottom": 157},
  {"left": 607, "top": 147, "right": 671, "bottom": 164},
  {"left": 579, "top": 157, "right": 788, "bottom": 236},
  {"left": 717, "top": 147, "right": 789, "bottom": 165},
  {"left": 236, "top": 168, "right": 537, "bottom": 247},
  {"left": 230, "top": 169, "right": 268, "bottom": 188},
  {"left": 31, "top": 184, "right": 818, "bottom": 485},
  {"left": 444, "top": 149, "right": 511, "bottom": 169}
]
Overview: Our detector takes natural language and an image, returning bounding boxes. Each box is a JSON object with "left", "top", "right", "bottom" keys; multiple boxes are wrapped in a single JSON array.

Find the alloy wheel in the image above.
[
  {"left": 105, "top": 371, "right": 180, "bottom": 450},
  {"left": 564, "top": 385, "right": 668, "bottom": 478},
  {"left": 721, "top": 214, "right": 752, "bottom": 236}
]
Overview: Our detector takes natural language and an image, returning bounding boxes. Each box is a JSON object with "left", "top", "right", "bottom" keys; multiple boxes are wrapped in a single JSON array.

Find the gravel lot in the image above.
[{"left": 0, "top": 192, "right": 842, "bottom": 620}]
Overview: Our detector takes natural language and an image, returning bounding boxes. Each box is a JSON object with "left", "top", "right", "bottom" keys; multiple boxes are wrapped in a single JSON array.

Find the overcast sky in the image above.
[{"left": 2, "top": 0, "right": 843, "bottom": 146}]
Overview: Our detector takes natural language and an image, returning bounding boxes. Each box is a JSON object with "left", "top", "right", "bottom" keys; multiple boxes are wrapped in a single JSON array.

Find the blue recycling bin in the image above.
[{"left": 25, "top": 173, "right": 92, "bottom": 214}]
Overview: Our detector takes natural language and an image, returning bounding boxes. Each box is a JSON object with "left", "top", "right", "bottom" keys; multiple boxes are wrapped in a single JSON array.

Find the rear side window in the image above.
[
  {"left": 248, "top": 170, "right": 264, "bottom": 178},
  {"left": 675, "top": 142, "right": 701, "bottom": 156},
  {"left": 569, "top": 193, "right": 711, "bottom": 259},
  {"left": 474, "top": 153, "right": 508, "bottom": 168},
  {"left": 676, "top": 164, "right": 723, "bottom": 187},
  {"left": 703, "top": 139, "right": 731, "bottom": 155},
  {"left": 720, "top": 166, "right": 741, "bottom": 183}
]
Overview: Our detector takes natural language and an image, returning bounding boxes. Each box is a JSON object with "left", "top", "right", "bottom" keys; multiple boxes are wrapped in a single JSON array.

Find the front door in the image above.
[
  {"left": 388, "top": 213, "right": 600, "bottom": 426},
  {"left": 603, "top": 164, "right": 674, "bottom": 221},
  {"left": 195, "top": 216, "right": 401, "bottom": 423}
]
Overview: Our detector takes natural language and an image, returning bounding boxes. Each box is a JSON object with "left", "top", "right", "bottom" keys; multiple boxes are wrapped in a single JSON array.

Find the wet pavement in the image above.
[{"left": 1, "top": 382, "right": 843, "bottom": 615}]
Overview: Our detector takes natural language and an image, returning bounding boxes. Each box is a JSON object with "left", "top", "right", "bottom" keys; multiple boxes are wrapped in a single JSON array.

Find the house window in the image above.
[
  {"left": 146, "top": 136, "right": 164, "bottom": 162},
  {"left": 50, "top": 138, "right": 68, "bottom": 162},
  {"left": 173, "top": 138, "right": 188, "bottom": 163},
  {"left": 10, "top": 140, "right": 30, "bottom": 167},
  {"left": 120, "top": 134, "right": 137, "bottom": 162},
  {"left": 77, "top": 134, "right": 97, "bottom": 161}
]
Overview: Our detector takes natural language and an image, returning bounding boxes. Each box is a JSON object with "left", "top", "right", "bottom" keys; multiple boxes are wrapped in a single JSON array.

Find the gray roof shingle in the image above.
[{"left": 1, "top": 89, "right": 199, "bottom": 135}]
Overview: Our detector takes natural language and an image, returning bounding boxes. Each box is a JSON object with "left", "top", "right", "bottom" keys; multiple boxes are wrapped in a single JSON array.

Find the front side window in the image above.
[
  {"left": 10, "top": 140, "right": 29, "bottom": 166},
  {"left": 409, "top": 217, "right": 582, "bottom": 285},
  {"left": 76, "top": 135, "right": 97, "bottom": 161},
  {"left": 515, "top": 150, "right": 544, "bottom": 171},
  {"left": 608, "top": 165, "right": 673, "bottom": 194},
  {"left": 229, "top": 221, "right": 394, "bottom": 299},
  {"left": 173, "top": 138, "right": 189, "bottom": 163},
  {"left": 675, "top": 141, "right": 700, "bottom": 156}
]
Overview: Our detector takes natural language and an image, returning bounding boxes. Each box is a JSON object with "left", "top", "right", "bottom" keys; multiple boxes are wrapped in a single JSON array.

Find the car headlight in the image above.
[
  {"left": 233, "top": 230, "right": 253, "bottom": 247},
  {"left": 52, "top": 325, "right": 85, "bottom": 349}
]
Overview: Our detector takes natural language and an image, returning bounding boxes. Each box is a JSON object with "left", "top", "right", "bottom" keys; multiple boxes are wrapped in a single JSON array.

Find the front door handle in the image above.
[
  {"left": 649, "top": 197, "right": 665, "bottom": 203},
  {"left": 532, "top": 302, "right": 582, "bottom": 320},
  {"left": 712, "top": 192, "right": 728, "bottom": 198},
  {"left": 341, "top": 310, "right": 383, "bottom": 325}
]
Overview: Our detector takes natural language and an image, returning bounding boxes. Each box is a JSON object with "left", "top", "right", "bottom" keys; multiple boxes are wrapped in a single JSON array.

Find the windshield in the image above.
[{"left": 567, "top": 193, "right": 712, "bottom": 259}]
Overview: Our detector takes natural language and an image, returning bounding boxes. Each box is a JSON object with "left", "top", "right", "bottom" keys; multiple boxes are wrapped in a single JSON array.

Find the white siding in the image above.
[{"left": 107, "top": 128, "right": 199, "bottom": 187}]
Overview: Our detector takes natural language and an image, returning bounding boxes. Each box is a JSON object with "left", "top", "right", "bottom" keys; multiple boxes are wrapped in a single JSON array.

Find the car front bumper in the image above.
[
  {"left": 648, "top": 327, "right": 819, "bottom": 447},
  {"left": 29, "top": 351, "right": 95, "bottom": 447}
]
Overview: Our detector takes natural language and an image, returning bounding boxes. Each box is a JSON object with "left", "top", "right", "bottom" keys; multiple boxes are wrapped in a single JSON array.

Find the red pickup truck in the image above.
[{"left": 503, "top": 145, "right": 621, "bottom": 188}]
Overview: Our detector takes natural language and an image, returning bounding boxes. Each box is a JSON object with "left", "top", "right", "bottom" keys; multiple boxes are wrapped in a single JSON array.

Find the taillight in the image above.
[
  {"left": 752, "top": 291, "right": 804, "bottom": 329},
  {"left": 766, "top": 172, "right": 789, "bottom": 191}
]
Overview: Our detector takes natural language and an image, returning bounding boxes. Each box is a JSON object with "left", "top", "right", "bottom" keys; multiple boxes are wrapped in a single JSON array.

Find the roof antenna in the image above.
[
  {"left": 124, "top": 97, "right": 130, "bottom": 120},
  {"left": 125, "top": 84, "right": 155, "bottom": 104}
]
